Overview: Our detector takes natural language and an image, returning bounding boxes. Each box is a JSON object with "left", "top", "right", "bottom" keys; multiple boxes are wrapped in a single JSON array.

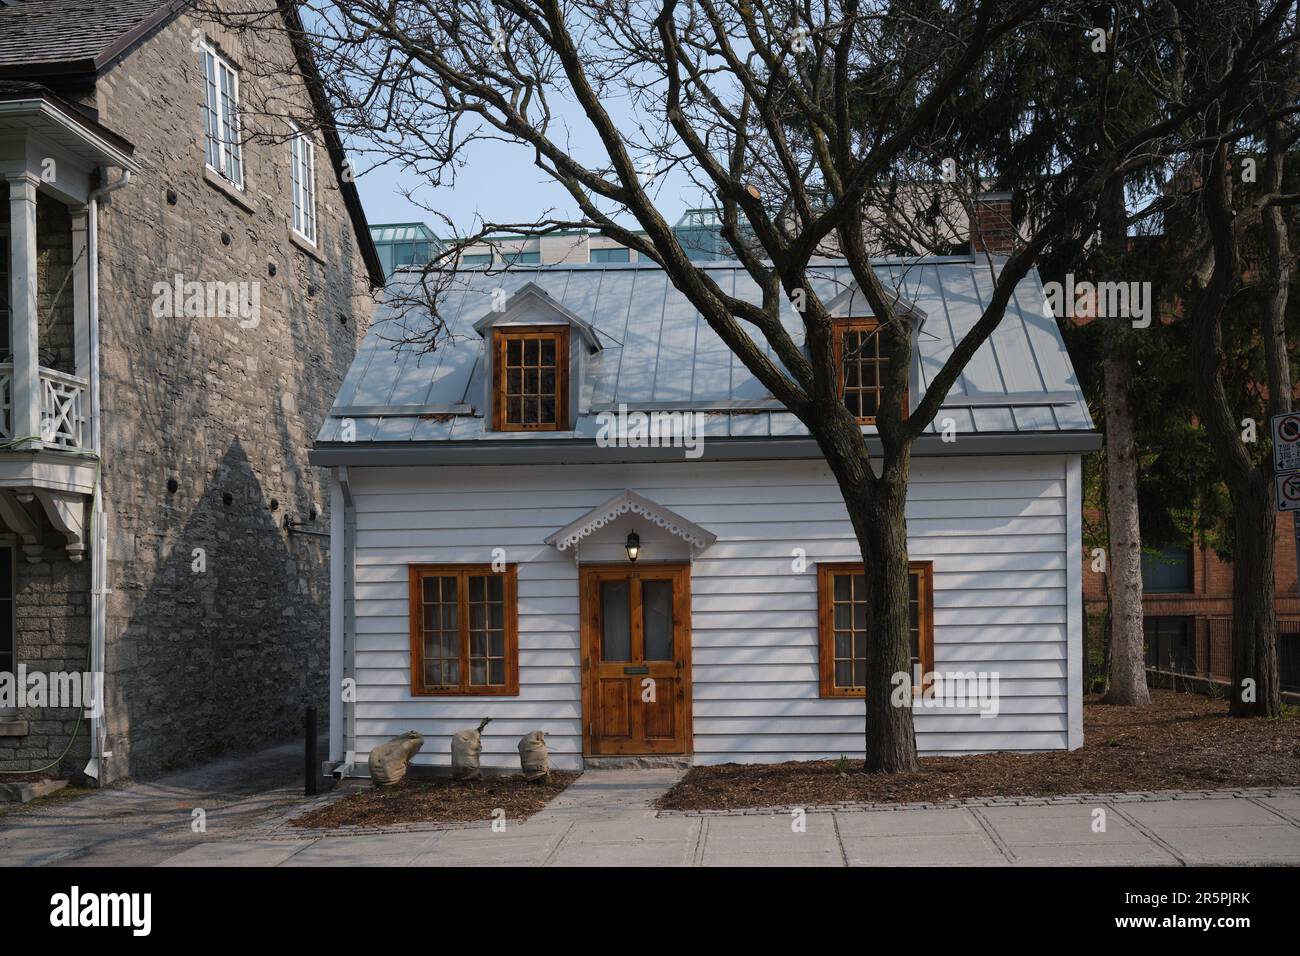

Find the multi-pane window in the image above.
[
  {"left": 409, "top": 565, "right": 518, "bottom": 695},
  {"left": 590, "top": 247, "right": 630, "bottom": 263},
  {"left": 503, "top": 250, "right": 540, "bottom": 265},
  {"left": 462, "top": 253, "right": 492, "bottom": 266},
  {"left": 817, "top": 561, "right": 933, "bottom": 697},
  {"left": 494, "top": 326, "right": 568, "bottom": 431},
  {"left": 833, "top": 318, "right": 897, "bottom": 423},
  {"left": 200, "top": 41, "right": 243, "bottom": 188},
  {"left": 289, "top": 126, "right": 316, "bottom": 243}
]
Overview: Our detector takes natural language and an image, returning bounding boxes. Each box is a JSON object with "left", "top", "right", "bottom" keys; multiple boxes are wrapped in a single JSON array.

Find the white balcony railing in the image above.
[{"left": 0, "top": 363, "right": 88, "bottom": 450}]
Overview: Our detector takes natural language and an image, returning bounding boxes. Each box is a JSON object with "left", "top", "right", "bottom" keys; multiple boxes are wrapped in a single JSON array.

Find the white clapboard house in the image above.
[{"left": 312, "top": 256, "right": 1097, "bottom": 775}]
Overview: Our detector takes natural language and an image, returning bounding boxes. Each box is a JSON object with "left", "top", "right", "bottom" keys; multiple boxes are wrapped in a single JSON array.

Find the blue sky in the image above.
[{"left": 351, "top": 102, "right": 705, "bottom": 237}]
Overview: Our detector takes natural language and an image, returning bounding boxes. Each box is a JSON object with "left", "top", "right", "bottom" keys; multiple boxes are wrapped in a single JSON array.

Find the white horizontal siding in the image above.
[{"left": 347, "top": 456, "right": 1076, "bottom": 769}]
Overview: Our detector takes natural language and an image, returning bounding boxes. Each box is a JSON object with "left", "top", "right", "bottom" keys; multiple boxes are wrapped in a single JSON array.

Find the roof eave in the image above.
[
  {"left": 0, "top": 94, "right": 137, "bottom": 168},
  {"left": 310, "top": 431, "right": 1102, "bottom": 467}
]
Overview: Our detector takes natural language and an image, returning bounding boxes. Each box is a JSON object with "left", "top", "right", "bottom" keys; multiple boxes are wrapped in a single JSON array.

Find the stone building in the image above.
[{"left": 0, "top": 0, "right": 384, "bottom": 785}]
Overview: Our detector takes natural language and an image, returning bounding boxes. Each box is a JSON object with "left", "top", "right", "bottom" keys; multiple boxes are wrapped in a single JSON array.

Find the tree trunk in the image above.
[
  {"left": 850, "top": 474, "right": 920, "bottom": 772},
  {"left": 1100, "top": 349, "right": 1150, "bottom": 705},
  {"left": 1228, "top": 472, "right": 1282, "bottom": 717},
  {"left": 1189, "top": 128, "right": 1286, "bottom": 720},
  {"left": 1096, "top": 176, "right": 1149, "bottom": 706}
]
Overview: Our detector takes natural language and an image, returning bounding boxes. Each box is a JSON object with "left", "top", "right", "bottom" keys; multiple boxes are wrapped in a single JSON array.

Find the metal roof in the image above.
[{"left": 317, "top": 258, "right": 1094, "bottom": 449}]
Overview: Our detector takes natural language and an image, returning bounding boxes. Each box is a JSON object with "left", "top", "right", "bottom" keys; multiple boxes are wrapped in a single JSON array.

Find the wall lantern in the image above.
[{"left": 625, "top": 531, "right": 641, "bottom": 563}]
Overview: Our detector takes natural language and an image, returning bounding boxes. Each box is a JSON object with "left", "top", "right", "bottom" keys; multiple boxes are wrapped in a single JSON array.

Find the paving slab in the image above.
[
  {"left": 159, "top": 840, "right": 314, "bottom": 867},
  {"left": 1148, "top": 824, "right": 1300, "bottom": 865},
  {"left": 1120, "top": 798, "right": 1283, "bottom": 829},
  {"left": 409, "top": 825, "right": 569, "bottom": 867},
  {"left": 834, "top": 807, "right": 981, "bottom": 838},
  {"left": 701, "top": 813, "right": 842, "bottom": 866},
  {"left": 1255, "top": 796, "right": 1300, "bottom": 824},
  {"left": 544, "top": 816, "right": 701, "bottom": 867},
  {"left": 558, "top": 816, "right": 701, "bottom": 845},
  {"left": 279, "top": 831, "right": 444, "bottom": 867},
  {"left": 978, "top": 803, "right": 1150, "bottom": 846},
  {"left": 843, "top": 831, "right": 1005, "bottom": 867},
  {"left": 532, "top": 768, "right": 684, "bottom": 823},
  {"left": 548, "top": 837, "right": 697, "bottom": 867},
  {"left": 1009, "top": 842, "right": 1176, "bottom": 866}
]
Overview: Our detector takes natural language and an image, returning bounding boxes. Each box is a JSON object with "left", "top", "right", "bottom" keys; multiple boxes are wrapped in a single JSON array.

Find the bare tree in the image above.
[{"left": 201, "top": 0, "right": 1295, "bottom": 767}]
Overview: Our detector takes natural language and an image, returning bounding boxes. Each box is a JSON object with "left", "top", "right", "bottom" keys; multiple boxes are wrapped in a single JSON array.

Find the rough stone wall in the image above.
[
  {"left": 87, "top": 7, "right": 375, "bottom": 781},
  {"left": 0, "top": 535, "right": 92, "bottom": 773}
]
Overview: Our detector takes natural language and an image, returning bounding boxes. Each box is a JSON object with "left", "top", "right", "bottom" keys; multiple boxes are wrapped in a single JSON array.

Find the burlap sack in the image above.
[
  {"left": 518, "top": 730, "right": 549, "bottom": 781},
  {"left": 451, "top": 718, "right": 492, "bottom": 780},
  {"left": 369, "top": 731, "right": 424, "bottom": 787}
]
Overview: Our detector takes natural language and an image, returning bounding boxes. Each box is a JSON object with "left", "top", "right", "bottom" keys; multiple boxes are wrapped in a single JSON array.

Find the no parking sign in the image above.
[
  {"left": 1272, "top": 415, "right": 1300, "bottom": 596},
  {"left": 1278, "top": 472, "right": 1300, "bottom": 512},
  {"left": 1272, "top": 412, "right": 1300, "bottom": 473}
]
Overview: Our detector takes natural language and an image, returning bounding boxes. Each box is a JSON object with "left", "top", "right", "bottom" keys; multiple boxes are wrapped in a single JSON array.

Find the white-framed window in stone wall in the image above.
[
  {"left": 289, "top": 124, "right": 316, "bottom": 244},
  {"left": 200, "top": 40, "right": 244, "bottom": 189},
  {"left": 0, "top": 541, "right": 13, "bottom": 717}
]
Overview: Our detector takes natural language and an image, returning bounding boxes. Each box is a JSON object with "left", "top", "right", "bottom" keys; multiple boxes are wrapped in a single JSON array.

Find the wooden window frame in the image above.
[
  {"left": 493, "top": 325, "right": 570, "bottom": 432},
  {"left": 832, "top": 316, "right": 907, "bottom": 425},
  {"left": 816, "top": 561, "right": 934, "bottom": 699},
  {"left": 408, "top": 564, "right": 519, "bottom": 696}
]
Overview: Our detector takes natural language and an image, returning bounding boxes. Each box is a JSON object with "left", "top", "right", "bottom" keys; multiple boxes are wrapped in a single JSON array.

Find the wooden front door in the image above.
[{"left": 580, "top": 564, "right": 692, "bottom": 755}]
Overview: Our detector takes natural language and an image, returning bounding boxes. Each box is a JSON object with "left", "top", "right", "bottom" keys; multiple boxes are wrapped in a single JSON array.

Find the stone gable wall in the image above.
[{"left": 80, "top": 6, "right": 373, "bottom": 781}]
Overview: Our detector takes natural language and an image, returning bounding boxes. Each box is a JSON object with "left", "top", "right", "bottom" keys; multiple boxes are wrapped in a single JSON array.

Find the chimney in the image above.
[{"left": 970, "top": 191, "right": 1015, "bottom": 256}]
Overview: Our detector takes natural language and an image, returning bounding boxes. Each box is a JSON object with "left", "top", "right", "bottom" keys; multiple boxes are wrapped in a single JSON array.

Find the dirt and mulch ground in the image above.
[
  {"left": 291, "top": 772, "right": 580, "bottom": 829},
  {"left": 658, "top": 690, "right": 1300, "bottom": 812}
]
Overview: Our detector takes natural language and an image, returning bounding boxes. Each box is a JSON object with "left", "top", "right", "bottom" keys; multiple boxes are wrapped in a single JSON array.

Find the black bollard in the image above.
[{"left": 305, "top": 705, "right": 318, "bottom": 796}]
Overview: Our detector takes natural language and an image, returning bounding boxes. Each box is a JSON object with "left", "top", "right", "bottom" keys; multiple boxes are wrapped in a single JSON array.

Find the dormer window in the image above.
[
  {"left": 824, "top": 282, "right": 922, "bottom": 426},
  {"left": 833, "top": 316, "right": 901, "bottom": 424},
  {"left": 475, "top": 282, "right": 600, "bottom": 432},
  {"left": 493, "top": 325, "right": 569, "bottom": 431}
]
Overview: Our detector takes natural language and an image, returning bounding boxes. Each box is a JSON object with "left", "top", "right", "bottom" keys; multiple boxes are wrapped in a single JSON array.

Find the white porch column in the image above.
[{"left": 7, "top": 172, "right": 41, "bottom": 447}]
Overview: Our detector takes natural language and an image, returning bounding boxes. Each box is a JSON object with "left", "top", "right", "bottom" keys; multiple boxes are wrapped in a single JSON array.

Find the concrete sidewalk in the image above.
[
  {"left": 0, "top": 739, "right": 315, "bottom": 867},
  {"left": 158, "top": 771, "right": 1300, "bottom": 868}
]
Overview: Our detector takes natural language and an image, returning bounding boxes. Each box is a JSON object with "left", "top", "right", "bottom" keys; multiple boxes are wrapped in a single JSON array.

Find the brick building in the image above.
[
  {"left": 1083, "top": 508, "right": 1300, "bottom": 686},
  {"left": 0, "top": 0, "right": 383, "bottom": 784}
]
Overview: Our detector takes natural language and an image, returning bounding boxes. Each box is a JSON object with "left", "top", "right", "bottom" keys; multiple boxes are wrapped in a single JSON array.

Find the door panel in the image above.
[
  {"left": 597, "top": 679, "right": 632, "bottom": 741},
  {"left": 581, "top": 565, "right": 691, "bottom": 755}
]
